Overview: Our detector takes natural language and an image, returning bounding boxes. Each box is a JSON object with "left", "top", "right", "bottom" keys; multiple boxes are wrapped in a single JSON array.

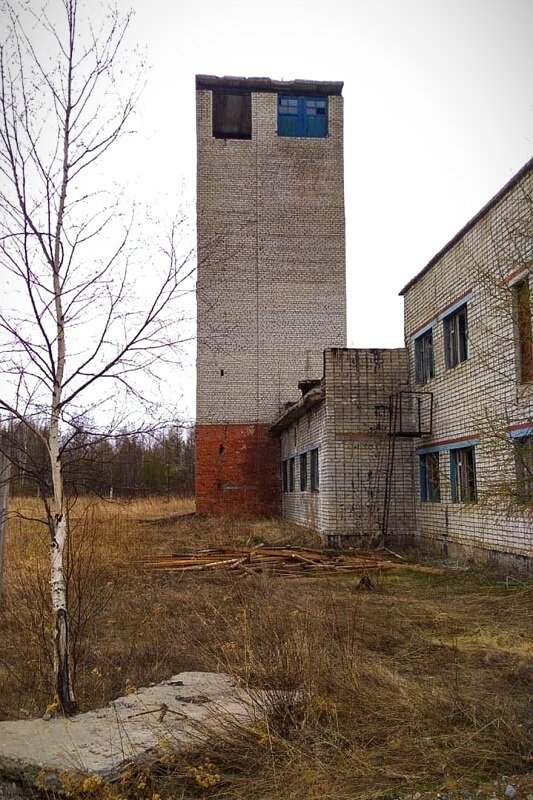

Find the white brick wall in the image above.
[
  {"left": 403, "top": 166, "right": 533, "bottom": 564},
  {"left": 279, "top": 348, "right": 415, "bottom": 544},
  {"left": 196, "top": 84, "right": 346, "bottom": 426}
]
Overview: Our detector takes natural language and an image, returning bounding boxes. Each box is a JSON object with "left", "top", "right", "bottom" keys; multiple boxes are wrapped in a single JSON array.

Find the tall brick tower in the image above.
[{"left": 195, "top": 75, "right": 346, "bottom": 516}]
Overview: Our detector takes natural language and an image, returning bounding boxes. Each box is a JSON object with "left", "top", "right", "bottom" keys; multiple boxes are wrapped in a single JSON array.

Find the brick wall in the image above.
[
  {"left": 280, "top": 402, "right": 325, "bottom": 530},
  {"left": 403, "top": 165, "right": 533, "bottom": 568},
  {"left": 196, "top": 77, "right": 346, "bottom": 515},
  {"left": 196, "top": 83, "right": 346, "bottom": 425},
  {"left": 196, "top": 423, "right": 280, "bottom": 517},
  {"left": 279, "top": 348, "right": 415, "bottom": 544}
]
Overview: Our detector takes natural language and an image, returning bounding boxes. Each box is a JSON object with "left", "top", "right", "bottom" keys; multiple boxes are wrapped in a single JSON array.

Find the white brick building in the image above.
[
  {"left": 400, "top": 158, "right": 533, "bottom": 572},
  {"left": 195, "top": 74, "right": 532, "bottom": 572},
  {"left": 269, "top": 158, "right": 532, "bottom": 572}
]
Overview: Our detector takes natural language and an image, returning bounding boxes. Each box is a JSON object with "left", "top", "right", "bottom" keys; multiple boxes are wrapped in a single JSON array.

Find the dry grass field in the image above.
[{"left": 1, "top": 496, "right": 532, "bottom": 800}]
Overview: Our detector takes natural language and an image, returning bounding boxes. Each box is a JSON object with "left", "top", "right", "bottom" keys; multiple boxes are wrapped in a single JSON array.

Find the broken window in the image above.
[
  {"left": 444, "top": 303, "right": 468, "bottom": 369},
  {"left": 515, "top": 434, "right": 533, "bottom": 503},
  {"left": 450, "top": 446, "right": 477, "bottom": 503},
  {"left": 300, "top": 452, "right": 308, "bottom": 492},
  {"left": 514, "top": 277, "right": 533, "bottom": 383},
  {"left": 212, "top": 91, "right": 252, "bottom": 139},
  {"left": 419, "top": 451, "right": 440, "bottom": 502},
  {"left": 310, "top": 448, "right": 319, "bottom": 492},
  {"left": 278, "top": 95, "right": 328, "bottom": 138},
  {"left": 289, "top": 457, "right": 295, "bottom": 492},
  {"left": 414, "top": 328, "right": 434, "bottom": 385}
]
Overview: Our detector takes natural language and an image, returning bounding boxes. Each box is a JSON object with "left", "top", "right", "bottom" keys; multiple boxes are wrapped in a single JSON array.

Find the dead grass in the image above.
[{"left": 1, "top": 496, "right": 532, "bottom": 799}]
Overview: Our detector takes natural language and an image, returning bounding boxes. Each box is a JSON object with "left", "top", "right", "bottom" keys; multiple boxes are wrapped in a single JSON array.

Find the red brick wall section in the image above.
[{"left": 195, "top": 424, "right": 281, "bottom": 517}]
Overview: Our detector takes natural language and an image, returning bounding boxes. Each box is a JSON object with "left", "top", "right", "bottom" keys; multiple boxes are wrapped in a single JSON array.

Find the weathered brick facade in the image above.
[
  {"left": 194, "top": 72, "right": 532, "bottom": 572},
  {"left": 401, "top": 159, "right": 533, "bottom": 572},
  {"left": 196, "top": 76, "right": 346, "bottom": 515},
  {"left": 275, "top": 349, "right": 415, "bottom": 546},
  {"left": 195, "top": 423, "right": 280, "bottom": 516}
]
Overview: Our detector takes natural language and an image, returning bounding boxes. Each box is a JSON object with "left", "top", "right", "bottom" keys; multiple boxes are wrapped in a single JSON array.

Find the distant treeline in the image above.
[{"left": 2, "top": 425, "right": 195, "bottom": 498}]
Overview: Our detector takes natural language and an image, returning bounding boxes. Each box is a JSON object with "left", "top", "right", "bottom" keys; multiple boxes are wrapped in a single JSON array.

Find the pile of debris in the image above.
[{"left": 139, "top": 545, "right": 395, "bottom": 578}]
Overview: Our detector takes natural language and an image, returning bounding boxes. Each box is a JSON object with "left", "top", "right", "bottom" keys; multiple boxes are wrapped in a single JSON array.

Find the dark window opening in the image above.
[
  {"left": 415, "top": 328, "right": 434, "bottom": 385},
  {"left": 444, "top": 304, "right": 468, "bottom": 369},
  {"left": 419, "top": 451, "right": 440, "bottom": 502},
  {"left": 450, "top": 446, "right": 477, "bottom": 503},
  {"left": 289, "top": 457, "right": 295, "bottom": 492},
  {"left": 514, "top": 278, "right": 533, "bottom": 383},
  {"left": 219, "top": 444, "right": 225, "bottom": 455},
  {"left": 515, "top": 434, "right": 533, "bottom": 503},
  {"left": 300, "top": 452, "right": 308, "bottom": 492},
  {"left": 310, "top": 448, "right": 319, "bottom": 492},
  {"left": 212, "top": 91, "right": 252, "bottom": 139},
  {"left": 282, "top": 460, "right": 288, "bottom": 493},
  {"left": 278, "top": 95, "right": 328, "bottom": 138},
  {"left": 220, "top": 369, "right": 224, "bottom": 376}
]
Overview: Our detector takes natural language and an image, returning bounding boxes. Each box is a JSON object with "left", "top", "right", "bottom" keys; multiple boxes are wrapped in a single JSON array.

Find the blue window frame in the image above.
[
  {"left": 444, "top": 303, "right": 468, "bottom": 369},
  {"left": 414, "top": 328, "right": 434, "bottom": 385},
  {"left": 278, "top": 95, "right": 328, "bottom": 138},
  {"left": 419, "top": 451, "right": 440, "bottom": 502},
  {"left": 450, "top": 446, "right": 477, "bottom": 503},
  {"left": 514, "top": 433, "right": 533, "bottom": 503}
]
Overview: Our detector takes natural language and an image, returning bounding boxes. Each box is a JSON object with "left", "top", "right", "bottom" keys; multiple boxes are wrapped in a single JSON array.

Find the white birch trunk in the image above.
[
  {"left": 0, "top": 450, "right": 10, "bottom": 596},
  {"left": 47, "top": 19, "right": 76, "bottom": 711}
]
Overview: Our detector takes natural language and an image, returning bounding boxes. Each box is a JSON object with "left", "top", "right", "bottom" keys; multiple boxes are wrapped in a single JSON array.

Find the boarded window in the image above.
[
  {"left": 514, "top": 277, "right": 533, "bottom": 383},
  {"left": 212, "top": 91, "right": 252, "bottom": 139},
  {"left": 278, "top": 95, "right": 328, "bottom": 138}
]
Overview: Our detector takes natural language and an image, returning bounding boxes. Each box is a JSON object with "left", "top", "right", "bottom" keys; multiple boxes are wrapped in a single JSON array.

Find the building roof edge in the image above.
[
  {"left": 195, "top": 74, "right": 343, "bottom": 96},
  {"left": 399, "top": 155, "right": 533, "bottom": 297}
]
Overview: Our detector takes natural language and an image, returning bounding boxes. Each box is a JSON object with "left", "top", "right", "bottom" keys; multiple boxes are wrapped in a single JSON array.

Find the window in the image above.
[
  {"left": 288, "top": 457, "right": 295, "bottom": 492},
  {"left": 278, "top": 95, "right": 328, "bottom": 138},
  {"left": 514, "top": 277, "right": 533, "bottom": 383},
  {"left": 282, "top": 460, "right": 288, "bottom": 493},
  {"left": 450, "top": 446, "right": 477, "bottom": 503},
  {"left": 444, "top": 304, "right": 468, "bottom": 369},
  {"left": 419, "top": 451, "right": 441, "bottom": 502},
  {"left": 299, "top": 452, "right": 308, "bottom": 492},
  {"left": 310, "top": 448, "right": 319, "bottom": 492},
  {"left": 212, "top": 91, "right": 251, "bottom": 139},
  {"left": 414, "top": 329, "right": 434, "bottom": 384},
  {"left": 515, "top": 434, "right": 533, "bottom": 503}
]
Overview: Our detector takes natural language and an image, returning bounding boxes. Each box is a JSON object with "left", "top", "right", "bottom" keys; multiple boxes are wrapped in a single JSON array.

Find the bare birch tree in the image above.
[{"left": 0, "top": 0, "right": 194, "bottom": 714}]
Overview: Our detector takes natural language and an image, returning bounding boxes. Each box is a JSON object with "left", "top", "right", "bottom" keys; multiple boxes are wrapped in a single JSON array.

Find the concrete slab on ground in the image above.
[{"left": 0, "top": 672, "right": 267, "bottom": 784}]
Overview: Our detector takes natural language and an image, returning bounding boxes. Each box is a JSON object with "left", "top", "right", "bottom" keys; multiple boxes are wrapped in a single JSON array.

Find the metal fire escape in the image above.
[{"left": 381, "top": 391, "right": 434, "bottom": 538}]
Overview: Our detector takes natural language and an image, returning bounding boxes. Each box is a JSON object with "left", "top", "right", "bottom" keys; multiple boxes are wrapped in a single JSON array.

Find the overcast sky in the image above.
[
  {"left": 6, "top": 0, "right": 533, "bottom": 424},
  {"left": 117, "top": 0, "right": 533, "bottom": 417}
]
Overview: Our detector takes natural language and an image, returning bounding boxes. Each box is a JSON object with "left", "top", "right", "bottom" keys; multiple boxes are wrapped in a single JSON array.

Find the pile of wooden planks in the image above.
[{"left": 139, "top": 545, "right": 395, "bottom": 578}]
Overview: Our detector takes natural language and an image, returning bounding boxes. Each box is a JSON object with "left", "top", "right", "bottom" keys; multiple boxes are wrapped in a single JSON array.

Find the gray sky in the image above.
[
  {"left": 6, "top": 0, "right": 533, "bottom": 423},
  {"left": 124, "top": 0, "right": 533, "bottom": 364}
]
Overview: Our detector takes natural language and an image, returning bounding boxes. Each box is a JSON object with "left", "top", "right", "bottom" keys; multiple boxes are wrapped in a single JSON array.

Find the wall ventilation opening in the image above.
[
  {"left": 220, "top": 369, "right": 224, "bottom": 376},
  {"left": 219, "top": 444, "right": 225, "bottom": 455}
]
